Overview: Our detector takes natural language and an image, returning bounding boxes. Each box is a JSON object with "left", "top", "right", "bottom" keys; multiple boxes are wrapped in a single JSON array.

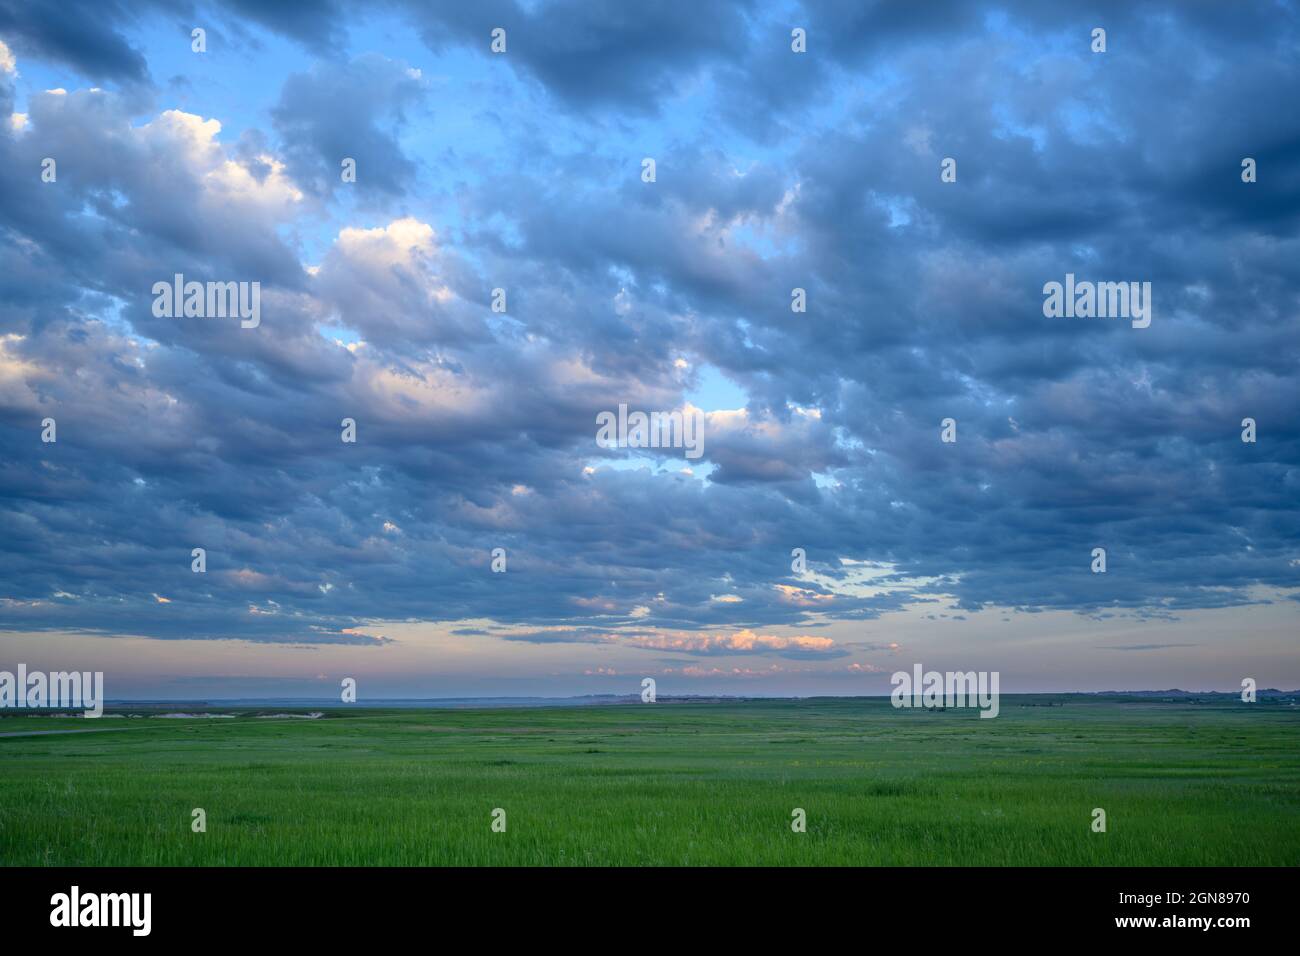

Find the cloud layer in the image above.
[{"left": 0, "top": 3, "right": 1296, "bottom": 686}]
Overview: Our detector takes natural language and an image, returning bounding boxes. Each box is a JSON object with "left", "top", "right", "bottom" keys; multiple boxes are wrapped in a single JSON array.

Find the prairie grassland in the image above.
[{"left": 0, "top": 697, "right": 1296, "bottom": 866}]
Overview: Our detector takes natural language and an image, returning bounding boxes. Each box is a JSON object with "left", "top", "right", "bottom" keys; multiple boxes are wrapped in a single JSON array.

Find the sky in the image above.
[{"left": 0, "top": 0, "right": 1297, "bottom": 700}]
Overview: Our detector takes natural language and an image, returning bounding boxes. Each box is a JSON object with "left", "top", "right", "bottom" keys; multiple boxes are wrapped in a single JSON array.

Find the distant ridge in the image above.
[{"left": 1086, "top": 688, "right": 1298, "bottom": 698}]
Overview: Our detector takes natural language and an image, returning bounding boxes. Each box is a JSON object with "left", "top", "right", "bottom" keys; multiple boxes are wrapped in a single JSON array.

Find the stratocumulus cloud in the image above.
[{"left": 0, "top": 1, "right": 1296, "bottom": 695}]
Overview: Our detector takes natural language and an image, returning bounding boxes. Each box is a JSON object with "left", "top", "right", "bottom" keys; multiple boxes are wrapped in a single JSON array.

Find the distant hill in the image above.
[{"left": 1084, "top": 688, "right": 1298, "bottom": 699}]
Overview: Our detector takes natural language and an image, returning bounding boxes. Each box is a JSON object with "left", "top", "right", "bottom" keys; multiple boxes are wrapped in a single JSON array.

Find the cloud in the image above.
[
  {"left": 503, "top": 626, "right": 849, "bottom": 659},
  {"left": 272, "top": 53, "right": 426, "bottom": 199},
  {"left": 0, "top": 0, "right": 155, "bottom": 83},
  {"left": 0, "top": 1, "right": 1296, "bottom": 663},
  {"left": 400, "top": 0, "right": 758, "bottom": 115}
]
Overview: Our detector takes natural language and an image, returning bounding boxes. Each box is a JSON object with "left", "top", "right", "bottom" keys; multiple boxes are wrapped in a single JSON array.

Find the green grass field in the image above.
[{"left": 1, "top": 697, "right": 1296, "bottom": 866}]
